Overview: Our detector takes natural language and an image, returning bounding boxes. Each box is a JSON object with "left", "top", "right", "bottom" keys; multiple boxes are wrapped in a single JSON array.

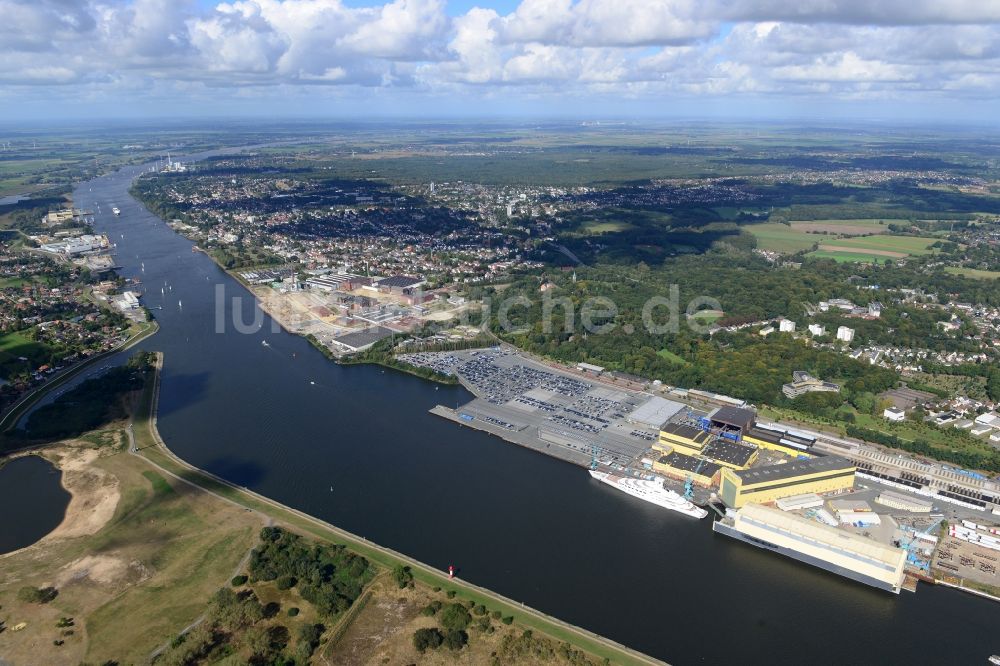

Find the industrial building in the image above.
[
  {"left": 742, "top": 423, "right": 816, "bottom": 457},
  {"left": 305, "top": 273, "right": 370, "bottom": 291},
  {"left": 627, "top": 396, "right": 684, "bottom": 429},
  {"left": 656, "top": 423, "right": 713, "bottom": 456},
  {"left": 875, "top": 490, "right": 933, "bottom": 513},
  {"left": 774, "top": 493, "right": 824, "bottom": 511},
  {"left": 781, "top": 371, "right": 841, "bottom": 399},
  {"left": 653, "top": 452, "right": 720, "bottom": 486},
  {"left": 375, "top": 275, "right": 425, "bottom": 294},
  {"left": 719, "top": 456, "right": 856, "bottom": 508},
  {"left": 701, "top": 439, "right": 758, "bottom": 470},
  {"left": 713, "top": 503, "right": 907, "bottom": 593},
  {"left": 39, "top": 233, "right": 109, "bottom": 256},
  {"left": 706, "top": 406, "right": 756, "bottom": 440},
  {"left": 330, "top": 325, "right": 396, "bottom": 352}
]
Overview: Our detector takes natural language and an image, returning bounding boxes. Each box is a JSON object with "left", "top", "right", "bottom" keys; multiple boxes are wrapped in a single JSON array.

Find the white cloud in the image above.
[{"left": 0, "top": 0, "right": 998, "bottom": 115}]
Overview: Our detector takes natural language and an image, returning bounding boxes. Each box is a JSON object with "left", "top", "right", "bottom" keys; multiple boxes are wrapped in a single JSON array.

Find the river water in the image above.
[
  {"left": 37, "top": 157, "right": 1000, "bottom": 664},
  {"left": 0, "top": 455, "right": 70, "bottom": 554}
]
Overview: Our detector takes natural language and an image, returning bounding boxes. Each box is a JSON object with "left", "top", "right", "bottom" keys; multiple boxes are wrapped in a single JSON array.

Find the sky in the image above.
[{"left": 1, "top": 0, "right": 1000, "bottom": 122}]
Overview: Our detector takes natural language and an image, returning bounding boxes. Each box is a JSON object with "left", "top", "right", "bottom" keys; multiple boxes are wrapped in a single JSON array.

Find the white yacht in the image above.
[
  {"left": 589, "top": 470, "right": 707, "bottom": 519},
  {"left": 112, "top": 206, "right": 121, "bottom": 216}
]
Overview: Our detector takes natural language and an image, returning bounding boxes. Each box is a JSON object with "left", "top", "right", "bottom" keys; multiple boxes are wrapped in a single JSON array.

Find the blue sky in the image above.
[{"left": 1, "top": 0, "right": 999, "bottom": 121}]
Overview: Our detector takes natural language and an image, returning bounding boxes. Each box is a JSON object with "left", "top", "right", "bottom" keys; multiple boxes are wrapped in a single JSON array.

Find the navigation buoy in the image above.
[{"left": 448, "top": 565, "right": 455, "bottom": 579}]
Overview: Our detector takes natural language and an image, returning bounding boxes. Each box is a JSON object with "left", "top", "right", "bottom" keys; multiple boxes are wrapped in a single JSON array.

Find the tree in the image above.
[
  {"left": 443, "top": 629, "right": 468, "bottom": 650},
  {"left": 439, "top": 603, "right": 471, "bottom": 632},
  {"left": 392, "top": 564, "right": 413, "bottom": 589},
  {"left": 987, "top": 368, "right": 1000, "bottom": 402},
  {"left": 295, "top": 623, "right": 324, "bottom": 660},
  {"left": 413, "top": 627, "right": 444, "bottom": 652},
  {"left": 17, "top": 586, "right": 58, "bottom": 604}
]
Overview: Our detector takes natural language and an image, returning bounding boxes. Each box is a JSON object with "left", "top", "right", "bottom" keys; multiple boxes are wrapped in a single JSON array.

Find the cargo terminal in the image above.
[{"left": 406, "top": 347, "right": 1000, "bottom": 595}]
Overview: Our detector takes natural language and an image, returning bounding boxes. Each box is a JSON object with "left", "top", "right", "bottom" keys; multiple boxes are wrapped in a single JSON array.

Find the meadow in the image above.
[
  {"left": 0, "top": 329, "right": 52, "bottom": 379},
  {"left": 945, "top": 266, "right": 1000, "bottom": 280}
]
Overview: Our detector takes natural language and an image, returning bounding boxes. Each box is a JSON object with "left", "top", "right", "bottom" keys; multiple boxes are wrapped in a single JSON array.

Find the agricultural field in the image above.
[
  {"left": 788, "top": 218, "right": 901, "bottom": 234},
  {"left": 945, "top": 267, "right": 1000, "bottom": 280},
  {"left": 746, "top": 223, "right": 819, "bottom": 253},
  {"left": 747, "top": 219, "right": 941, "bottom": 261},
  {"left": 806, "top": 250, "right": 897, "bottom": 263},
  {"left": 816, "top": 233, "right": 940, "bottom": 256}
]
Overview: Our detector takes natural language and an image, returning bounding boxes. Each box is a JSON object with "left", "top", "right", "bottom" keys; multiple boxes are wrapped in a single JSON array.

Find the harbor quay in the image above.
[{"left": 406, "top": 346, "right": 1000, "bottom": 598}]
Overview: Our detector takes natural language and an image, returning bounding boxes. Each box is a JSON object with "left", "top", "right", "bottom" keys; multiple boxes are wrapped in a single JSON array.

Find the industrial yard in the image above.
[
  {"left": 406, "top": 347, "right": 698, "bottom": 471},
  {"left": 403, "top": 346, "right": 1000, "bottom": 599}
]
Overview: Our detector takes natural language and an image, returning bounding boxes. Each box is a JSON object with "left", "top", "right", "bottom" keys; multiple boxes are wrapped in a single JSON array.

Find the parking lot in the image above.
[{"left": 403, "top": 348, "right": 666, "bottom": 468}]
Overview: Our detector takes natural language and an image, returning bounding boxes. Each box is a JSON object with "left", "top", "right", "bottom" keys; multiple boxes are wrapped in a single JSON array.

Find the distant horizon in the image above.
[{"left": 1, "top": 115, "right": 1000, "bottom": 132}]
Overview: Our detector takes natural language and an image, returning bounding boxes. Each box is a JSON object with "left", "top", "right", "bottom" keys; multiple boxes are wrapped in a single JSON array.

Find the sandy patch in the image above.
[
  {"left": 817, "top": 244, "right": 907, "bottom": 258},
  {"left": 41, "top": 446, "right": 121, "bottom": 541},
  {"left": 55, "top": 553, "right": 151, "bottom": 588}
]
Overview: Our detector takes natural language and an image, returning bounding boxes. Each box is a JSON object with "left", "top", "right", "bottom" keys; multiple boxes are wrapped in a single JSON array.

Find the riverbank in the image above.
[
  {"left": 0, "top": 318, "right": 158, "bottom": 438},
  {"left": 0, "top": 433, "right": 261, "bottom": 664},
  {"left": 133, "top": 352, "right": 664, "bottom": 666}
]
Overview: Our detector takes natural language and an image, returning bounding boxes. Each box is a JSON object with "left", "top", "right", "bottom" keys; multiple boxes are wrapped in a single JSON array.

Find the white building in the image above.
[
  {"left": 838, "top": 510, "right": 881, "bottom": 527},
  {"left": 808, "top": 324, "right": 825, "bottom": 337},
  {"left": 884, "top": 406, "right": 906, "bottom": 422},
  {"left": 779, "top": 319, "right": 796, "bottom": 333},
  {"left": 875, "top": 490, "right": 932, "bottom": 513},
  {"left": 115, "top": 291, "right": 140, "bottom": 311},
  {"left": 974, "top": 412, "right": 999, "bottom": 427},
  {"left": 759, "top": 326, "right": 775, "bottom": 336},
  {"left": 836, "top": 326, "right": 855, "bottom": 343}
]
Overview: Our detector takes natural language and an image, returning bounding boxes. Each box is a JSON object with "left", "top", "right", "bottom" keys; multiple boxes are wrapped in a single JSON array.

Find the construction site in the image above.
[{"left": 238, "top": 269, "right": 473, "bottom": 354}]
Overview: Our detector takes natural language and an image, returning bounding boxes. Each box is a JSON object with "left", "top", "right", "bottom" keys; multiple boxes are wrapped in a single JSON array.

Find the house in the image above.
[
  {"left": 779, "top": 319, "right": 796, "bottom": 332},
  {"left": 808, "top": 324, "right": 825, "bottom": 336},
  {"left": 883, "top": 406, "right": 906, "bottom": 422}
]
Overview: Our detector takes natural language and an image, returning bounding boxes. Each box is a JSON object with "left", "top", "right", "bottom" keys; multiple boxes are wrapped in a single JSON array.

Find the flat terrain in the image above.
[
  {"left": 790, "top": 219, "right": 902, "bottom": 234},
  {"left": 746, "top": 222, "right": 819, "bottom": 253},
  {"left": 0, "top": 329, "right": 51, "bottom": 379},
  {"left": 945, "top": 266, "right": 1000, "bottom": 280},
  {"left": 0, "top": 433, "right": 263, "bottom": 665},
  {"left": 747, "top": 219, "right": 939, "bottom": 262}
]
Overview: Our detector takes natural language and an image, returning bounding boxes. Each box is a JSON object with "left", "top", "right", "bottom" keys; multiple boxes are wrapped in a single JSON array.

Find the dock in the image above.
[{"left": 430, "top": 405, "right": 592, "bottom": 467}]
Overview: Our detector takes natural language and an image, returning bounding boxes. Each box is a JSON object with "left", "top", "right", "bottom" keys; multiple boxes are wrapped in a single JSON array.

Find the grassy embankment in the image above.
[
  {"left": 133, "top": 354, "right": 661, "bottom": 665},
  {"left": 0, "top": 362, "right": 261, "bottom": 664}
]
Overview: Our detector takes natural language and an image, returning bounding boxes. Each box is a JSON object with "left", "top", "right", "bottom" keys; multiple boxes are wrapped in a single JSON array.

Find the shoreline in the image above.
[
  {"left": 0, "top": 318, "right": 159, "bottom": 437},
  {"left": 133, "top": 352, "right": 665, "bottom": 666},
  {"left": 0, "top": 442, "right": 122, "bottom": 560}
]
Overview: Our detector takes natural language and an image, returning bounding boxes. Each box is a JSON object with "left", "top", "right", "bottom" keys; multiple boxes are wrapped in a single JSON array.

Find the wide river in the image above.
[{"left": 41, "top": 156, "right": 1000, "bottom": 664}]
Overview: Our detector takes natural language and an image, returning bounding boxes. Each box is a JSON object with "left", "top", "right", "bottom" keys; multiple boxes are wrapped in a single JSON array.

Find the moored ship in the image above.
[{"left": 589, "top": 470, "right": 707, "bottom": 519}]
